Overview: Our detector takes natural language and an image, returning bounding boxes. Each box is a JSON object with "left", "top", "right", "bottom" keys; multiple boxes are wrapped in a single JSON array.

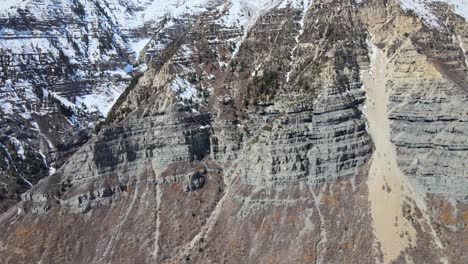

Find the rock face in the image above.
[
  {"left": 0, "top": 0, "right": 467, "bottom": 263},
  {"left": 0, "top": 0, "right": 224, "bottom": 212},
  {"left": 386, "top": 11, "right": 468, "bottom": 201},
  {"left": 0, "top": 0, "right": 133, "bottom": 211}
]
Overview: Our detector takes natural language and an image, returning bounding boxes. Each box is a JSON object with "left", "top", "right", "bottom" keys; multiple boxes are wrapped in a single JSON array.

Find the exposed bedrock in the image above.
[{"left": 0, "top": 1, "right": 467, "bottom": 263}]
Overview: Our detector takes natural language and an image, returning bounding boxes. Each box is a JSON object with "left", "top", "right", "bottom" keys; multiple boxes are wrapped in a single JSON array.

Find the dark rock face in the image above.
[
  {"left": 0, "top": 0, "right": 467, "bottom": 263},
  {"left": 184, "top": 171, "right": 206, "bottom": 192}
]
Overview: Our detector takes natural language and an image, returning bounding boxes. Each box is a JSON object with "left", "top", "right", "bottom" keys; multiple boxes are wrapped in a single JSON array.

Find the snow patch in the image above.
[
  {"left": 10, "top": 137, "right": 25, "bottom": 159},
  {"left": 1, "top": 102, "right": 13, "bottom": 115},
  {"left": 129, "top": 38, "right": 151, "bottom": 55},
  {"left": 170, "top": 76, "right": 199, "bottom": 101},
  {"left": 126, "top": 0, "right": 212, "bottom": 28},
  {"left": 216, "top": 0, "right": 274, "bottom": 28},
  {"left": 456, "top": 35, "right": 468, "bottom": 66},
  {"left": 48, "top": 165, "right": 56, "bottom": 175},
  {"left": 400, "top": 0, "right": 468, "bottom": 27},
  {"left": 77, "top": 82, "right": 127, "bottom": 116}
]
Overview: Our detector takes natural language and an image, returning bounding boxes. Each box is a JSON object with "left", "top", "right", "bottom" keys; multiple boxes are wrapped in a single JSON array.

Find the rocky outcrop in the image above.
[{"left": 361, "top": 0, "right": 468, "bottom": 202}]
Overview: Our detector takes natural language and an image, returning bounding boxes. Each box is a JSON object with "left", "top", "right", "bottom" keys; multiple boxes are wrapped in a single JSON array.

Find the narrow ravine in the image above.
[{"left": 362, "top": 41, "right": 417, "bottom": 264}]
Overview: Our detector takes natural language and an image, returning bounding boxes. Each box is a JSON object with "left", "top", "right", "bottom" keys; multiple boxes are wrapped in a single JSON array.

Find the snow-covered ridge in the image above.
[
  {"left": 400, "top": 0, "right": 468, "bottom": 27},
  {"left": 212, "top": 0, "right": 311, "bottom": 35},
  {"left": 215, "top": 0, "right": 282, "bottom": 29}
]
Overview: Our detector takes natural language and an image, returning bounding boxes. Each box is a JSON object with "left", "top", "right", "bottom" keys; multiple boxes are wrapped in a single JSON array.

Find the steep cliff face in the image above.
[
  {"left": 0, "top": 0, "right": 466, "bottom": 263},
  {"left": 0, "top": 0, "right": 226, "bottom": 211},
  {"left": 362, "top": 1, "right": 468, "bottom": 263},
  {"left": 389, "top": 1, "right": 468, "bottom": 201}
]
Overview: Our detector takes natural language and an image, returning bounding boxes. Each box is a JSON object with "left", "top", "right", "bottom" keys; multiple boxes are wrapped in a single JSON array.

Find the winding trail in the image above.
[{"left": 362, "top": 41, "right": 416, "bottom": 263}]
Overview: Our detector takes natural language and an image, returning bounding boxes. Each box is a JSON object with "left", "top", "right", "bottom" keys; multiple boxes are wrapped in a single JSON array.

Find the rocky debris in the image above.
[{"left": 184, "top": 171, "right": 206, "bottom": 192}]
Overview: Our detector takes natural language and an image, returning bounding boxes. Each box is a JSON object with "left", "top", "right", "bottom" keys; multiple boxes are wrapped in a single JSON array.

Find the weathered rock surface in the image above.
[
  {"left": 0, "top": 0, "right": 467, "bottom": 263},
  {"left": 0, "top": 0, "right": 224, "bottom": 212}
]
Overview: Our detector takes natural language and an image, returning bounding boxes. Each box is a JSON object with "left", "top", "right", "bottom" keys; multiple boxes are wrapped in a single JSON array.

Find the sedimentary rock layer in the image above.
[{"left": 0, "top": 1, "right": 466, "bottom": 263}]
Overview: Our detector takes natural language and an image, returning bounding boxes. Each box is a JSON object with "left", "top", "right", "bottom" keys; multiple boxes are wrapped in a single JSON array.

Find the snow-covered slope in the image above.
[{"left": 400, "top": 0, "right": 468, "bottom": 27}]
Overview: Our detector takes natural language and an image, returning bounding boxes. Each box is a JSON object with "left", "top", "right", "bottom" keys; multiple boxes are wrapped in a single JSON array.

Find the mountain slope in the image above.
[
  {"left": 0, "top": 0, "right": 240, "bottom": 212},
  {"left": 0, "top": 0, "right": 467, "bottom": 263}
]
